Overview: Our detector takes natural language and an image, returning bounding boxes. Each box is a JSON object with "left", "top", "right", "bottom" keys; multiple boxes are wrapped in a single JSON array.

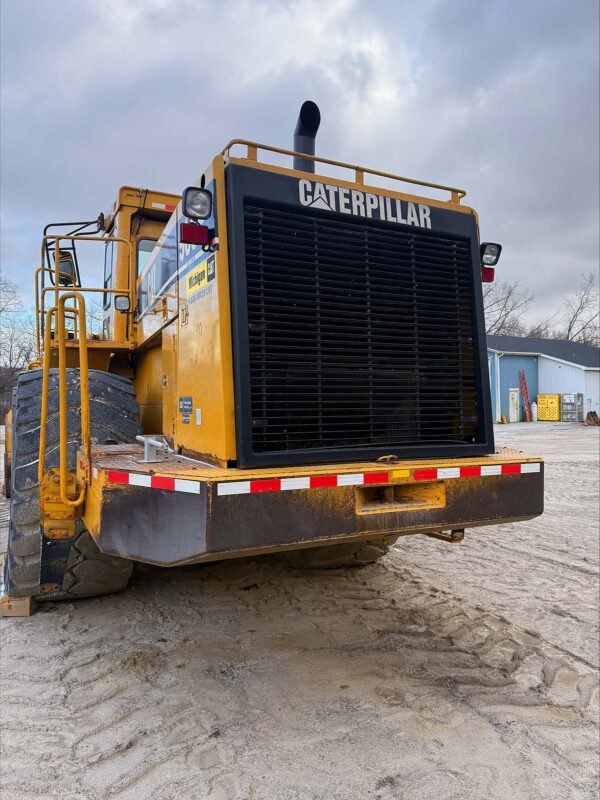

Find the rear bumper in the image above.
[{"left": 81, "top": 446, "right": 544, "bottom": 566}]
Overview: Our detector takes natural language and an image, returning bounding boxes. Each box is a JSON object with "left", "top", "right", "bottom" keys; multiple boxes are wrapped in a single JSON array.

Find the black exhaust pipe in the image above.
[{"left": 293, "top": 100, "right": 321, "bottom": 173}]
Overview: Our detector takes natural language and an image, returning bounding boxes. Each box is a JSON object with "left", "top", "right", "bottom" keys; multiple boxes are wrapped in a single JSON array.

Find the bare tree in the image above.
[
  {"left": 522, "top": 312, "right": 561, "bottom": 339},
  {"left": 483, "top": 281, "right": 534, "bottom": 335},
  {"left": 0, "top": 276, "right": 37, "bottom": 414},
  {"left": 85, "top": 295, "right": 105, "bottom": 336},
  {"left": 0, "top": 276, "right": 34, "bottom": 368},
  {"left": 0, "top": 274, "right": 23, "bottom": 315},
  {"left": 0, "top": 315, "right": 36, "bottom": 370},
  {"left": 555, "top": 273, "right": 599, "bottom": 346},
  {"left": 482, "top": 276, "right": 598, "bottom": 344}
]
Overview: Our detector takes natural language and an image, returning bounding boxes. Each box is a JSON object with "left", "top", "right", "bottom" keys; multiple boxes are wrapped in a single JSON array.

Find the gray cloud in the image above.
[{"left": 1, "top": 0, "right": 598, "bottom": 320}]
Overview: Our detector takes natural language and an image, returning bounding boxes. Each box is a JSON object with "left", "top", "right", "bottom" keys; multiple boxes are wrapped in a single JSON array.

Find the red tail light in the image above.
[
  {"left": 481, "top": 266, "right": 495, "bottom": 283},
  {"left": 180, "top": 222, "right": 211, "bottom": 245}
]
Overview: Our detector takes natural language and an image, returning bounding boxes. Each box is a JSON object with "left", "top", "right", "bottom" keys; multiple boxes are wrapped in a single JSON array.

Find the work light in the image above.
[
  {"left": 114, "top": 295, "right": 130, "bottom": 312},
  {"left": 182, "top": 187, "right": 212, "bottom": 220},
  {"left": 480, "top": 242, "right": 502, "bottom": 266}
]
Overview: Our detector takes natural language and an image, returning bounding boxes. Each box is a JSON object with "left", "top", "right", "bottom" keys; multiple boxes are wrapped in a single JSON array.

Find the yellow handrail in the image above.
[
  {"left": 221, "top": 139, "right": 467, "bottom": 202},
  {"left": 38, "top": 292, "right": 90, "bottom": 508},
  {"left": 38, "top": 306, "right": 54, "bottom": 484},
  {"left": 35, "top": 233, "right": 133, "bottom": 354},
  {"left": 35, "top": 266, "right": 86, "bottom": 352}
]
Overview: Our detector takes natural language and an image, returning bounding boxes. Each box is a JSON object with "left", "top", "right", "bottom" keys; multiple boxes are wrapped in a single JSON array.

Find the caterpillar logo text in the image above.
[{"left": 298, "top": 179, "right": 432, "bottom": 229}]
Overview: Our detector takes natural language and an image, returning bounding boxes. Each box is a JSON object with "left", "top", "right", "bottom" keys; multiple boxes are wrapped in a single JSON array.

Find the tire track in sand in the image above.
[{"left": 1, "top": 556, "right": 597, "bottom": 800}]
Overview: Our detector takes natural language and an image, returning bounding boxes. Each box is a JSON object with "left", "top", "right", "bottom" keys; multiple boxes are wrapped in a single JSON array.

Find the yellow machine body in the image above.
[
  {"left": 36, "top": 148, "right": 480, "bottom": 467},
  {"left": 13, "top": 135, "right": 543, "bottom": 571}
]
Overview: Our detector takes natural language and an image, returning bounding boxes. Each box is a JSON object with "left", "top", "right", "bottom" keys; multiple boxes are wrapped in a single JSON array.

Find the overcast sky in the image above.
[{"left": 1, "top": 0, "right": 598, "bottom": 321}]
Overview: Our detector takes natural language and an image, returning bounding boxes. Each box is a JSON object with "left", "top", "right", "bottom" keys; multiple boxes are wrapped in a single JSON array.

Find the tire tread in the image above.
[{"left": 5, "top": 368, "right": 139, "bottom": 600}]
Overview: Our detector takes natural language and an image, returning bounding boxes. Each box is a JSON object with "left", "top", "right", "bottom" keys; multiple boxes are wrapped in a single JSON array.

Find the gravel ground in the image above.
[{"left": 0, "top": 423, "right": 598, "bottom": 800}]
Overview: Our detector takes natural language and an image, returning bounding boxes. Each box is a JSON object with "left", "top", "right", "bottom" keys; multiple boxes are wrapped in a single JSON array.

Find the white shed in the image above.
[{"left": 584, "top": 370, "right": 600, "bottom": 415}]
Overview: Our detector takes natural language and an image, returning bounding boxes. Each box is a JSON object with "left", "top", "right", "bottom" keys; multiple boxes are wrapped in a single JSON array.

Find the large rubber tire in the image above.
[
  {"left": 2, "top": 450, "right": 10, "bottom": 499},
  {"left": 4, "top": 368, "right": 140, "bottom": 600},
  {"left": 284, "top": 536, "right": 398, "bottom": 569}
]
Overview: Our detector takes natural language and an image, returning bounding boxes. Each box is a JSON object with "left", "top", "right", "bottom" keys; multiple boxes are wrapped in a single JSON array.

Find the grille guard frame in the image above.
[{"left": 226, "top": 164, "right": 494, "bottom": 468}]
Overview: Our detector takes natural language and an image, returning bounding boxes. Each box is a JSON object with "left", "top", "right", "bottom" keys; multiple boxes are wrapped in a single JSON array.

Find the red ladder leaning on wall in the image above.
[{"left": 519, "top": 370, "right": 532, "bottom": 422}]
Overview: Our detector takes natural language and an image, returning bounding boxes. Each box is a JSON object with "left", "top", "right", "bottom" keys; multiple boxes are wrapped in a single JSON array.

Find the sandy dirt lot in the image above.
[{"left": 0, "top": 423, "right": 598, "bottom": 800}]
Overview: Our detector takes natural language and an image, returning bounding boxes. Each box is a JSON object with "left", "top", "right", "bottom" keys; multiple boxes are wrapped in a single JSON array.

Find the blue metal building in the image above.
[{"left": 487, "top": 336, "right": 600, "bottom": 422}]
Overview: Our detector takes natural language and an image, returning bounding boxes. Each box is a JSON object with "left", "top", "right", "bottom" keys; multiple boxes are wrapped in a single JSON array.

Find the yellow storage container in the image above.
[{"left": 537, "top": 394, "right": 561, "bottom": 421}]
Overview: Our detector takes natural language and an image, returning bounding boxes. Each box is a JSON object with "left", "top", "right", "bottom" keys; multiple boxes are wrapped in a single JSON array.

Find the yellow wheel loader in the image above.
[{"left": 2, "top": 101, "right": 543, "bottom": 612}]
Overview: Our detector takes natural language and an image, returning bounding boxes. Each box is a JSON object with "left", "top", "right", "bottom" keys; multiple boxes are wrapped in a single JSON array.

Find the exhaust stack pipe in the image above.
[{"left": 293, "top": 100, "right": 321, "bottom": 173}]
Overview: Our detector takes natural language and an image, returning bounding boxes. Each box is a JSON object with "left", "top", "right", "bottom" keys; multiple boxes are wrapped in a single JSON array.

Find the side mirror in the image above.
[
  {"left": 53, "top": 250, "right": 76, "bottom": 286},
  {"left": 182, "top": 186, "right": 212, "bottom": 221}
]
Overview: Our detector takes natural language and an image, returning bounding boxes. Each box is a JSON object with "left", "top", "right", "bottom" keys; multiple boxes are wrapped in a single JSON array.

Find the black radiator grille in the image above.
[{"left": 243, "top": 200, "right": 480, "bottom": 455}]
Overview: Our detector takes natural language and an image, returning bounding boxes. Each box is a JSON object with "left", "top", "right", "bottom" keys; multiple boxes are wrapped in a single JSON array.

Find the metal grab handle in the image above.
[
  {"left": 136, "top": 435, "right": 167, "bottom": 463},
  {"left": 38, "top": 292, "right": 90, "bottom": 507}
]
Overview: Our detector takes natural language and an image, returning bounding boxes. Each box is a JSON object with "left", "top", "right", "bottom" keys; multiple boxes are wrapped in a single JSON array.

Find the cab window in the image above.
[
  {"left": 137, "top": 238, "right": 156, "bottom": 276},
  {"left": 103, "top": 240, "right": 114, "bottom": 309}
]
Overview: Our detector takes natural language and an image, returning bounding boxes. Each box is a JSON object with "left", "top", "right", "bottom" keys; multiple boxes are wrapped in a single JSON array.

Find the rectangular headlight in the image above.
[
  {"left": 182, "top": 186, "right": 212, "bottom": 220},
  {"left": 480, "top": 242, "right": 502, "bottom": 266}
]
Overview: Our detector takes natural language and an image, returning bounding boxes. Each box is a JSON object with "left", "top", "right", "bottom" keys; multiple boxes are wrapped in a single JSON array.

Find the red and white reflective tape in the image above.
[
  {"left": 412, "top": 462, "right": 541, "bottom": 481},
  {"left": 151, "top": 201, "right": 177, "bottom": 212},
  {"left": 105, "top": 470, "right": 201, "bottom": 494},
  {"left": 101, "top": 461, "right": 540, "bottom": 497},
  {"left": 217, "top": 470, "right": 391, "bottom": 496},
  {"left": 216, "top": 462, "right": 540, "bottom": 496}
]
